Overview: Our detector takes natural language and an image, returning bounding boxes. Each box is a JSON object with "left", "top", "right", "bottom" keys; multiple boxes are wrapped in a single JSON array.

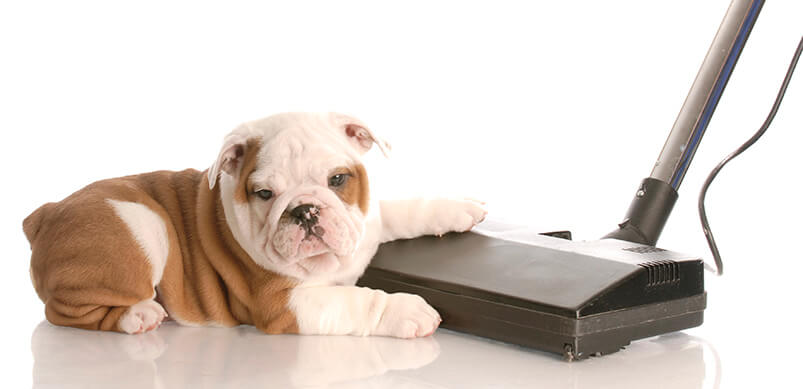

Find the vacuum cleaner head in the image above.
[
  {"left": 358, "top": 224, "right": 705, "bottom": 360},
  {"left": 358, "top": 0, "right": 784, "bottom": 361}
]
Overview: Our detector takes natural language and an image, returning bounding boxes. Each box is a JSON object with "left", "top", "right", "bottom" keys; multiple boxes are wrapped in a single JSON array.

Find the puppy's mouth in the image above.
[{"left": 271, "top": 206, "right": 352, "bottom": 264}]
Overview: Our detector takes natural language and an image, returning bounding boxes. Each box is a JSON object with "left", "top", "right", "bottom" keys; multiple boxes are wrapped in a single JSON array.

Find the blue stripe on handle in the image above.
[{"left": 670, "top": 0, "right": 763, "bottom": 189}]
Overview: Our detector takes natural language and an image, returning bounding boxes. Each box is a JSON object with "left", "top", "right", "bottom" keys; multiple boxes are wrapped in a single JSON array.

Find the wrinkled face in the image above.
[{"left": 210, "top": 113, "right": 388, "bottom": 280}]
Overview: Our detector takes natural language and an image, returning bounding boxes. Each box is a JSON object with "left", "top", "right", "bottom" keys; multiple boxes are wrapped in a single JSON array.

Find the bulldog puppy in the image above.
[{"left": 24, "top": 112, "right": 486, "bottom": 338}]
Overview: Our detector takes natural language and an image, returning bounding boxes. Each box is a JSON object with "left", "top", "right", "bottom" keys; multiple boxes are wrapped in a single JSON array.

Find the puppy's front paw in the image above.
[
  {"left": 376, "top": 293, "right": 441, "bottom": 339},
  {"left": 431, "top": 198, "right": 487, "bottom": 236}
]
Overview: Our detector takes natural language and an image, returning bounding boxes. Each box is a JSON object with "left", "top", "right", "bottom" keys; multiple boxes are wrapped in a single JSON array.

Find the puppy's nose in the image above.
[{"left": 289, "top": 204, "right": 319, "bottom": 223}]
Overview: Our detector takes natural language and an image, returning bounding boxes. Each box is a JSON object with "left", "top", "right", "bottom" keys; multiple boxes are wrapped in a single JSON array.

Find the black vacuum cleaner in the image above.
[{"left": 358, "top": 0, "right": 802, "bottom": 360}]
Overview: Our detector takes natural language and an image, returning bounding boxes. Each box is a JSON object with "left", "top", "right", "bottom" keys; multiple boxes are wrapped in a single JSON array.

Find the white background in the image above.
[{"left": 1, "top": 1, "right": 801, "bottom": 388}]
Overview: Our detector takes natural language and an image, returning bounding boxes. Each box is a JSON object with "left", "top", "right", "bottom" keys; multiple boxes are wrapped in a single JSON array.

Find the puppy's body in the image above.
[
  {"left": 25, "top": 113, "right": 485, "bottom": 338},
  {"left": 26, "top": 169, "right": 298, "bottom": 333}
]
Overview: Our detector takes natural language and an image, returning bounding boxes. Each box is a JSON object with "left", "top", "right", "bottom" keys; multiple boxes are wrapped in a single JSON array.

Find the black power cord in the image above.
[{"left": 699, "top": 36, "right": 803, "bottom": 276}]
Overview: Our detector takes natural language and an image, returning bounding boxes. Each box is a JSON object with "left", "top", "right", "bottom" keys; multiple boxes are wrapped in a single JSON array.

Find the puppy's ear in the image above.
[
  {"left": 208, "top": 130, "right": 252, "bottom": 190},
  {"left": 331, "top": 113, "right": 391, "bottom": 157}
]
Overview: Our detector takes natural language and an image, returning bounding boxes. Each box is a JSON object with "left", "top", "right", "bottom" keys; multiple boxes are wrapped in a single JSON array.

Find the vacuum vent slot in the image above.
[
  {"left": 639, "top": 260, "right": 680, "bottom": 287},
  {"left": 623, "top": 246, "right": 667, "bottom": 254}
]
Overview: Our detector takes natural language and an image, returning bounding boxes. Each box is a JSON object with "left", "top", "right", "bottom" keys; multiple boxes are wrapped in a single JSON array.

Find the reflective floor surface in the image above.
[{"left": 31, "top": 321, "right": 716, "bottom": 389}]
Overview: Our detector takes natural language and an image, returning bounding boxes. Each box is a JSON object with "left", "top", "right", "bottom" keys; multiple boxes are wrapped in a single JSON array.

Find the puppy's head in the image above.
[{"left": 208, "top": 112, "right": 389, "bottom": 280}]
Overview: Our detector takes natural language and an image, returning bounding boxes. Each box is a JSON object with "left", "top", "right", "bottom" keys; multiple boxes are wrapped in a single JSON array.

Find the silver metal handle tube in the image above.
[
  {"left": 605, "top": 0, "right": 764, "bottom": 245},
  {"left": 650, "top": 0, "right": 764, "bottom": 189}
]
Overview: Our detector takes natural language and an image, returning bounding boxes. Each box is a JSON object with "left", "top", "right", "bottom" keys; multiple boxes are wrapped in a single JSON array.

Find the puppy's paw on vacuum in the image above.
[{"left": 432, "top": 198, "right": 488, "bottom": 236}]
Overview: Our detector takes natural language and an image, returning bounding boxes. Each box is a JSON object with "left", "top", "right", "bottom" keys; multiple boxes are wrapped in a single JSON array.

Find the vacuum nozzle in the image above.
[{"left": 603, "top": 178, "right": 678, "bottom": 246}]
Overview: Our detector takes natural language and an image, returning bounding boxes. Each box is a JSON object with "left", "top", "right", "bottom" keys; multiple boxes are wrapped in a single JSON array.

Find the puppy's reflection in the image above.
[
  {"left": 32, "top": 321, "right": 717, "bottom": 389},
  {"left": 32, "top": 321, "right": 441, "bottom": 388}
]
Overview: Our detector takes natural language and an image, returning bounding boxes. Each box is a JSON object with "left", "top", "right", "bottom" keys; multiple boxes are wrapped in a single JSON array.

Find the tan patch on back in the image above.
[
  {"left": 233, "top": 139, "right": 263, "bottom": 204},
  {"left": 333, "top": 164, "right": 370, "bottom": 214}
]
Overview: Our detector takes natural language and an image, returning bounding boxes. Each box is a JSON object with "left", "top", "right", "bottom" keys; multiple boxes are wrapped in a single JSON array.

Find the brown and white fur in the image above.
[{"left": 24, "top": 112, "right": 486, "bottom": 338}]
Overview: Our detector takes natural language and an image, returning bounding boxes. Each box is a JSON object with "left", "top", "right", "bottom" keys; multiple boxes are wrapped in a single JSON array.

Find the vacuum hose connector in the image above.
[{"left": 603, "top": 178, "right": 678, "bottom": 246}]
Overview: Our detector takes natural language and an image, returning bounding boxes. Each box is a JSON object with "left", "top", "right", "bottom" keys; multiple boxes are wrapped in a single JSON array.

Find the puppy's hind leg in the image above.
[
  {"left": 107, "top": 200, "right": 170, "bottom": 334},
  {"left": 118, "top": 298, "right": 168, "bottom": 334},
  {"left": 30, "top": 196, "right": 171, "bottom": 334}
]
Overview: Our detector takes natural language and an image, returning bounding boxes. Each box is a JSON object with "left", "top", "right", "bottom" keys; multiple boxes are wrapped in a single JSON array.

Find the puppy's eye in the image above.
[
  {"left": 328, "top": 174, "right": 349, "bottom": 187},
  {"left": 255, "top": 189, "right": 274, "bottom": 200}
]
